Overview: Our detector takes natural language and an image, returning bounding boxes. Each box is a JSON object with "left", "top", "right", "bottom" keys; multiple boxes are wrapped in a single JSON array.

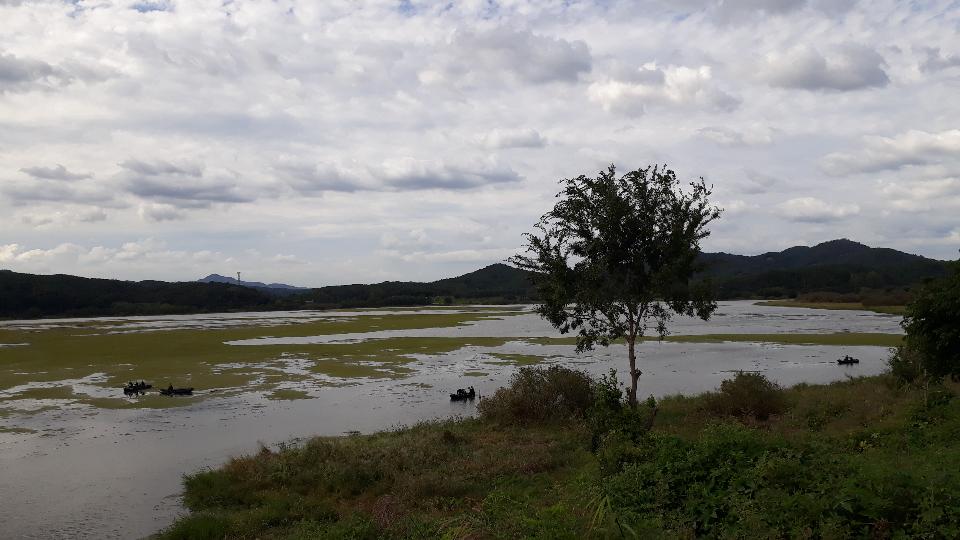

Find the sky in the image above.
[{"left": 1, "top": 0, "right": 959, "bottom": 286}]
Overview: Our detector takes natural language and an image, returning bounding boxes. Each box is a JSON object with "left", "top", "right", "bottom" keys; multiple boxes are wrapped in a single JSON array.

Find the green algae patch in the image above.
[
  {"left": 665, "top": 332, "right": 903, "bottom": 347},
  {"left": 266, "top": 389, "right": 312, "bottom": 401},
  {"left": 80, "top": 394, "right": 204, "bottom": 410},
  {"left": 755, "top": 300, "right": 906, "bottom": 315},
  {"left": 463, "top": 371, "right": 489, "bottom": 377},
  {"left": 525, "top": 333, "right": 902, "bottom": 348},
  {"left": 0, "top": 309, "right": 521, "bottom": 416},
  {"left": 0, "top": 426, "right": 35, "bottom": 434},
  {"left": 486, "top": 353, "right": 550, "bottom": 366}
]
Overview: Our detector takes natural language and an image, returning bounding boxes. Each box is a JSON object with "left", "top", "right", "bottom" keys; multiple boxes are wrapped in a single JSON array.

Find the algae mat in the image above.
[{"left": 0, "top": 308, "right": 521, "bottom": 413}]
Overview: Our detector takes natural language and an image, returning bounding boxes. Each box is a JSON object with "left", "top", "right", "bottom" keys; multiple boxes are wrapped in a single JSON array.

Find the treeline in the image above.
[
  {"left": 700, "top": 239, "right": 949, "bottom": 299},
  {"left": 0, "top": 263, "right": 536, "bottom": 319},
  {"left": 0, "top": 270, "right": 279, "bottom": 319},
  {"left": 1, "top": 239, "right": 952, "bottom": 319},
  {"left": 303, "top": 263, "right": 535, "bottom": 308}
]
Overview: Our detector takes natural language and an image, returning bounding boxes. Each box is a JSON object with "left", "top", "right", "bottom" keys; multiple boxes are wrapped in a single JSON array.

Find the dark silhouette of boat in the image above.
[
  {"left": 160, "top": 385, "right": 194, "bottom": 396},
  {"left": 122, "top": 381, "right": 152, "bottom": 395},
  {"left": 450, "top": 386, "right": 476, "bottom": 401},
  {"left": 837, "top": 355, "right": 860, "bottom": 365}
]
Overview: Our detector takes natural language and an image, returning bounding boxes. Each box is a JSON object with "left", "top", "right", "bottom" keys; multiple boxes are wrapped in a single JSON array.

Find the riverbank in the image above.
[
  {"left": 755, "top": 300, "right": 907, "bottom": 315},
  {"left": 158, "top": 372, "right": 960, "bottom": 539}
]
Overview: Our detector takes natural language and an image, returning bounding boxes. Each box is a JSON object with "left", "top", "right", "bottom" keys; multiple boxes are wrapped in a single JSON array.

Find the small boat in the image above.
[
  {"left": 122, "top": 381, "right": 152, "bottom": 395},
  {"left": 160, "top": 386, "right": 194, "bottom": 396},
  {"left": 450, "top": 387, "right": 476, "bottom": 401},
  {"left": 837, "top": 355, "right": 860, "bottom": 365}
]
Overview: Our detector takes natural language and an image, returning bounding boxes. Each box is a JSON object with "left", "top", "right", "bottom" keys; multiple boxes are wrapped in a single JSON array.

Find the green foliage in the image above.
[
  {"left": 588, "top": 369, "right": 656, "bottom": 453},
  {"left": 601, "top": 421, "right": 960, "bottom": 538},
  {"left": 900, "top": 261, "right": 960, "bottom": 381},
  {"left": 888, "top": 343, "right": 927, "bottom": 385},
  {"left": 160, "top": 512, "right": 231, "bottom": 540},
  {"left": 511, "top": 164, "right": 721, "bottom": 404},
  {"left": 161, "top": 373, "right": 960, "bottom": 539},
  {"left": 477, "top": 365, "right": 595, "bottom": 425},
  {"left": 704, "top": 371, "right": 787, "bottom": 421},
  {"left": 701, "top": 239, "right": 949, "bottom": 299}
]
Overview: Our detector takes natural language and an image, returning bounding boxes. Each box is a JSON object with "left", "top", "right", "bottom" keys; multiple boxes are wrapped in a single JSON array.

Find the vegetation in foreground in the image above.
[{"left": 159, "top": 365, "right": 960, "bottom": 539}]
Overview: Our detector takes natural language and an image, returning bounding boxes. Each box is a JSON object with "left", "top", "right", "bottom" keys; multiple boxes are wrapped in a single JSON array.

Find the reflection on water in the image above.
[{"left": 0, "top": 301, "right": 901, "bottom": 539}]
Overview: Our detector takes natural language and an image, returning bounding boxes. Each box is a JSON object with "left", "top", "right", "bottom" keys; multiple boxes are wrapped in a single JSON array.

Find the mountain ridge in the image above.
[{"left": 1, "top": 239, "right": 952, "bottom": 319}]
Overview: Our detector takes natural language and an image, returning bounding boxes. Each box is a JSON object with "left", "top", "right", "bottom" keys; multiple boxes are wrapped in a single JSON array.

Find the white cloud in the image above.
[
  {"left": 439, "top": 28, "right": 592, "bottom": 86},
  {"left": 761, "top": 44, "right": 889, "bottom": 91},
  {"left": 821, "top": 129, "right": 960, "bottom": 176},
  {"left": 2, "top": 0, "right": 960, "bottom": 278},
  {"left": 138, "top": 203, "right": 185, "bottom": 222},
  {"left": 777, "top": 197, "right": 860, "bottom": 222},
  {"left": 19, "top": 164, "right": 91, "bottom": 181},
  {"left": 589, "top": 64, "right": 739, "bottom": 115},
  {"left": 698, "top": 125, "right": 774, "bottom": 146},
  {"left": 480, "top": 128, "right": 546, "bottom": 149},
  {"left": 918, "top": 47, "right": 960, "bottom": 73}
]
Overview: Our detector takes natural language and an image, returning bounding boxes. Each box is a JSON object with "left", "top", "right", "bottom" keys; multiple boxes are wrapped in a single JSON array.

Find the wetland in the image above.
[{"left": 0, "top": 301, "right": 903, "bottom": 538}]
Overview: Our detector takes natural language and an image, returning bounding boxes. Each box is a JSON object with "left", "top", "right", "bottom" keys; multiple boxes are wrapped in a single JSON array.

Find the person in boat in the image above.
[{"left": 167, "top": 384, "right": 174, "bottom": 393}]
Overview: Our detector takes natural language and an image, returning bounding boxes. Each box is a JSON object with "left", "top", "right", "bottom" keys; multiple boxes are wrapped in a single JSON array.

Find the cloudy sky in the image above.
[{"left": 1, "top": 0, "right": 958, "bottom": 286}]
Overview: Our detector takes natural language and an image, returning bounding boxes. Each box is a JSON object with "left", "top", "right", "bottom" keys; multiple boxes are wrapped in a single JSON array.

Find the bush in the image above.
[
  {"left": 601, "top": 421, "right": 960, "bottom": 538},
  {"left": 588, "top": 369, "right": 656, "bottom": 453},
  {"left": 477, "top": 365, "right": 594, "bottom": 425},
  {"left": 888, "top": 343, "right": 926, "bottom": 385},
  {"left": 704, "top": 371, "right": 786, "bottom": 421},
  {"left": 900, "top": 261, "right": 960, "bottom": 381}
]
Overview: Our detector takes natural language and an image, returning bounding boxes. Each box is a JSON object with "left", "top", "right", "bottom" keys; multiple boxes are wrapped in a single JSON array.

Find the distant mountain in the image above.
[
  {"left": 198, "top": 274, "right": 308, "bottom": 295},
  {"left": 699, "top": 239, "right": 949, "bottom": 298},
  {"left": 300, "top": 263, "right": 536, "bottom": 308},
  {"left": 0, "top": 270, "right": 277, "bottom": 319},
  {"left": 1, "top": 239, "right": 951, "bottom": 319}
]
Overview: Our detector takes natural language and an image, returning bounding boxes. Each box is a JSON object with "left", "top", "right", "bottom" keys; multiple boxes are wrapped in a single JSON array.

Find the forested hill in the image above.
[
  {"left": 0, "top": 270, "right": 276, "bottom": 319},
  {"left": 700, "top": 239, "right": 950, "bottom": 298},
  {"left": 0, "top": 239, "right": 951, "bottom": 319},
  {"left": 302, "top": 263, "right": 535, "bottom": 307}
]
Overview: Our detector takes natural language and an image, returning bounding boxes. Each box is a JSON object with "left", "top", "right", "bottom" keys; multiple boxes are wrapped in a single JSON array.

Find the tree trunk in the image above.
[{"left": 627, "top": 334, "right": 640, "bottom": 407}]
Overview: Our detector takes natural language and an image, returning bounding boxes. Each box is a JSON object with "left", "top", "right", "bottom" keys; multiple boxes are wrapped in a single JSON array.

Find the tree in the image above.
[
  {"left": 511, "top": 164, "right": 721, "bottom": 406},
  {"left": 899, "top": 259, "right": 960, "bottom": 381}
]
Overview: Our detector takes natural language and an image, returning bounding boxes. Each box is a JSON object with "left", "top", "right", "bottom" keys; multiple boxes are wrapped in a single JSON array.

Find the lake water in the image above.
[{"left": 0, "top": 301, "right": 902, "bottom": 539}]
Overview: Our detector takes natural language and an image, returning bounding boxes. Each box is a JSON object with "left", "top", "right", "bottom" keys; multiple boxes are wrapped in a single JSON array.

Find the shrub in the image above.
[
  {"left": 588, "top": 369, "right": 656, "bottom": 452},
  {"left": 888, "top": 343, "right": 926, "bottom": 385},
  {"left": 900, "top": 261, "right": 960, "bottom": 380},
  {"left": 477, "top": 365, "right": 594, "bottom": 425},
  {"left": 704, "top": 371, "right": 786, "bottom": 421}
]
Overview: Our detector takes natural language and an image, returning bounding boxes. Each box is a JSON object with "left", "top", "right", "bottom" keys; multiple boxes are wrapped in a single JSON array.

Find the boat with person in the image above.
[
  {"left": 450, "top": 386, "right": 476, "bottom": 401},
  {"left": 159, "top": 385, "right": 194, "bottom": 396},
  {"left": 122, "top": 381, "right": 152, "bottom": 395}
]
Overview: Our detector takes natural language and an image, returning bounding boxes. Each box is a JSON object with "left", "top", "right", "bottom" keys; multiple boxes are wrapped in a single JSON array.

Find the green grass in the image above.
[
  {"left": 158, "top": 373, "right": 960, "bottom": 539},
  {"left": 266, "top": 389, "right": 312, "bottom": 401},
  {"left": 756, "top": 300, "right": 907, "bottom": 315}
]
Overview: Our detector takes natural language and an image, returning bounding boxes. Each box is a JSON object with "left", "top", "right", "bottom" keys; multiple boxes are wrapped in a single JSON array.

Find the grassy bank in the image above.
[
  {"left": 531, "top": 331, "right": 904, "bottom": 347},
  {"left": 159, "top": 372, "right": 960, "bottom": 539},
  {"left": 756, "top": 300, "right": 907, "bottom": 316}
]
